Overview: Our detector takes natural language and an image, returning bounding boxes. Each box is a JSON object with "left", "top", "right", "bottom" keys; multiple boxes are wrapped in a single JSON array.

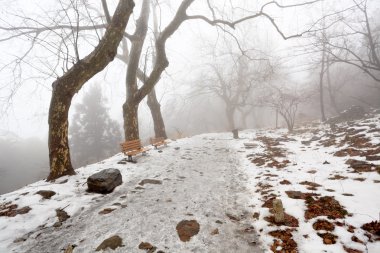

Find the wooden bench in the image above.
[
  {"left": 149, "top": 137, "right": 167, "bottom": 149},
  {"left": 120, "top": 139, "right": 150, "bottom": 162}
]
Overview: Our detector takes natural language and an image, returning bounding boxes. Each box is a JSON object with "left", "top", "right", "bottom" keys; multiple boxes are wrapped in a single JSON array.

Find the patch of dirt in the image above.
[
  {"left": 351, "top": 235, "right": 364, "bottom": 244},
  {"left": 176, "top": 220, "right": 200, "bottom": 242},
  {"left": 285, "top": 191, "right": 319, "bottom": 200},
  {"left": 279, "top": 180, "right": 291, "bottom": 185},
  {"left": 269, "top": 229, "right": 297, "bottom": 253},
  {"left": 334, "top": 148, "right": 363, "bottom": 157},
  {"left": 328, "top": 174, "right": 348, "bottom": 180},
  {"left": 317, "top": 232, "right": 338, "bottom": 244},
  {"left": 361, "top": 221, "right": 380, "bottom": 236},
  {"left": 264, "top": 213, "right": 299, "bottom": 227},
  {"left": 346, "top": 159, "right": 380, "bottom": 173},
  {"left": 0, "top": 202, "right": 31, "bottom": 217},
  {"left": 312, "top": 219, "right": 335, "bottom": 231},
  {"left": 343, "top": 246, "right": 363, "bottom": 253},
  {"left": 305, "top": 196, "right": 347, "bottom": 220}
]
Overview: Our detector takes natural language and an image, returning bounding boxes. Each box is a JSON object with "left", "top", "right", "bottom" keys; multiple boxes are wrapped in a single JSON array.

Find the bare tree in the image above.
[
  {"left": 192, "top": 53, "right": 271, "bottom": 131},
  {"left": 326, "top": 0, "right": 380, "bottom": 87},
  {"left": 264, "top": 85, "right": 306, "bottom": 132},
  {"left": 47, "top": 0, "right": 134, "bottom": 180}
]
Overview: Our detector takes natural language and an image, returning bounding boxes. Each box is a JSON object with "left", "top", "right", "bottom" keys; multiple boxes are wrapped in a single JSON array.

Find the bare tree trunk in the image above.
[
  {"left": 226, "top": 107, "right": 236, "bottom": 130},
  {"left": 48, "top": 86, "right": 75, "bottom": 180},
  {"left": 319, "top": 43, "right": 327, "bottom": 122},
  {"left": 147, "top": 88, "right": 167, "bottom": 138},
  {"left": 47, "top": 0, "right": 134, "bottom": 181},
  {"left": 326, "top": 59, "right": 340, "bottom": 114},
  {"left": 123, "top": 99, "right": 139, "bottom": 140},
  {"left": 123, "top": 0, "right": 193, "bottom": 140}
]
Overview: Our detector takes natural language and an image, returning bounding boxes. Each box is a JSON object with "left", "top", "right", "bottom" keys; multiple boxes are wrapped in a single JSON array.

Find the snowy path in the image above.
[{"left": 9, "top": 134, "right": 262, "bottom": 253}]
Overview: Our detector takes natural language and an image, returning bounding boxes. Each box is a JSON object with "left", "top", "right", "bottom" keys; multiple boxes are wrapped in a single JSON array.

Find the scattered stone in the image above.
[
  {"left": 176, "top": 220, "right": 200, "bottom": 242},
  {"left": 87, "top": 169, "right": 122, "bottom": 194},
  {"left": 215, "top": 220, "right": 223, "bottom": 224},
  {"left": 138, "top": 179, "right": 162, "bottom": 186},
  {"left": 64, "top": 244, "right": 76, "bottom": 253},
  {"left": 273, "top": 199, "right": 285, "bottom": 223},
  {"left": 138, "top": 242, "right": 156, "bottom": 252},
  {"left": 56, "top": 209, "right": 70, "bottom": 223},
  {"left": 99, "top": 208, "right": 116, "bottom": 215},
  {"left": 211, "top": 228, "right": 219, "bottom": 235},
  {"left": 342, "top": 193, "right": 354, "bottom": 197},
  {"left": 95, "top": 235, "right": 123, "bottom": 251},
  {"left": 312, "top": 219, "right": 335, "bottom": 231},
  {"left": 252, "top": 212, "right": 260, "bottom": 219},
  {"left": 36, "top": 190, "right": 56, "bottom": 199},
  {"left": 323, "top": 161, "right": 330, "bottom": 164}
]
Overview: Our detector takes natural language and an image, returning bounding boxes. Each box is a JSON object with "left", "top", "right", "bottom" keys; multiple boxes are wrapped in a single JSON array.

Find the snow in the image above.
[{"left": 0, "top": 114, "right": 379, "bottom": 252}]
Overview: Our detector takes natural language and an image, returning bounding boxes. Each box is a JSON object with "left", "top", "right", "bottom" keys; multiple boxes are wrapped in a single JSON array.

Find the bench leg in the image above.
[
  {"left": 142, "top": 151, "right": 147, "bottom": 156},
  {"left": 128, "top": 155, "right": 133, "bottom": 162}
]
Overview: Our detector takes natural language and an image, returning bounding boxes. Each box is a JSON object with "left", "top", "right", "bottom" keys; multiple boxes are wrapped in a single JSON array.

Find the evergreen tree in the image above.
[{"left": 69, "top": 85, "right": 122, "bottom": 168}]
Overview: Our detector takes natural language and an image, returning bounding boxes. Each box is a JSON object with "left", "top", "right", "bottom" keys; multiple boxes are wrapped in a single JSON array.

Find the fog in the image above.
[{"left": 0, "top": 0, "right": 379, "bottom": 193}]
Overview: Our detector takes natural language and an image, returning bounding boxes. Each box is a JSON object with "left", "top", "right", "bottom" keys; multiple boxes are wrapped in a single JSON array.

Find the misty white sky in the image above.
[{"left": 0, "top": 0, "right": 378, "bottom": 139}]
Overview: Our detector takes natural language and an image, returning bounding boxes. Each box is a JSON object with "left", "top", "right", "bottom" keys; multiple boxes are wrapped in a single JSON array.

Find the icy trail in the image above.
[{"left": 8, "top": 134, "right": 262, "bottom": 253}]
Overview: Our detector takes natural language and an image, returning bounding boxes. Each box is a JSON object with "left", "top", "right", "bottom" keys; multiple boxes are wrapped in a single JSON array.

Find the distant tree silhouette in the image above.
[{"left": 69, "top": 85, "right": 122, "bottom": 168}]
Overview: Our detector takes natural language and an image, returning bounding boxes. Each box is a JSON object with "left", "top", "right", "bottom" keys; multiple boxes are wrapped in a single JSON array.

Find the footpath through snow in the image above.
[{"left": 0, "top": 134, "right": 262, "bottom": 253}]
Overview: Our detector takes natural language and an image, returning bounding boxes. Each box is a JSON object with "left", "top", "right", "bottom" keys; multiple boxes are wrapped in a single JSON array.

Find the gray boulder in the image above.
[{"left": 87, "top": 169, "right": 122, "bottom": 194}]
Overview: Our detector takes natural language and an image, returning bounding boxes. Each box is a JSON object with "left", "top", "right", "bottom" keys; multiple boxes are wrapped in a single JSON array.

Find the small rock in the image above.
[
  {"left": 56, "top": 209, "right": 70, "bottom": 223},
  {"left": 138, "top": 242, "right": 157, "bottom": 252},
  {"left": 273, "top": 199, "right": 285, "bottom": 223},
  {"left": 87, "top": 169, "right": 122, "bottom": 194},
  {"left": 64, "top": 244, "right": 76, "bottom": 253},
  {"left": 96, "top": 235, "right": 123, "bottom": 251},
  {"left": 211, "top": 228, "right": 219, "bottom": 235},
  {"left": 176, "top": 220, "right": 200, "bottom": 242},
  {"left": 36, "top": 190, "right": 56, "bottom": 199},
  {"left": 99, "top": 208, "right": 116, "bottom": 215},
  {"left": 138, "top": 179, "right": 162, "bottom": 186}
]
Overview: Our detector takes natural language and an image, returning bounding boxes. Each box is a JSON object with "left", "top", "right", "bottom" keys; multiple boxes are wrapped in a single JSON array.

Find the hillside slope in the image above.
[{"left": 0, "top": 114, "right": 379, "bottom": 253}]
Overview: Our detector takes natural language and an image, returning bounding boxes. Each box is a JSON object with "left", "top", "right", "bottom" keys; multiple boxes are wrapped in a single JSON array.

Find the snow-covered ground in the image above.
[{"left": 0, "top": 114, "right": 379, "bottom": 253}]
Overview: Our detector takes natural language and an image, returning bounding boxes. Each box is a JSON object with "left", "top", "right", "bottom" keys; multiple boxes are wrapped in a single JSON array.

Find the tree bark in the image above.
[
  {"left": 47, "top": 0, "right": 134, "bottom": 181},
  {"left": 319, "top": 41, "right": 327, "bottom": 122},
  {"left": 123, "top": 0, "right": 193, "bottom": 140},
  {"left": 226, "top": 107, "right": 236, "bottom": 131},
  {"left": 147, "top": 88, "right": 167, "bottom": 138},
  {"left": 123, "top": 99, "right": 139, "bottom": 140}
]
